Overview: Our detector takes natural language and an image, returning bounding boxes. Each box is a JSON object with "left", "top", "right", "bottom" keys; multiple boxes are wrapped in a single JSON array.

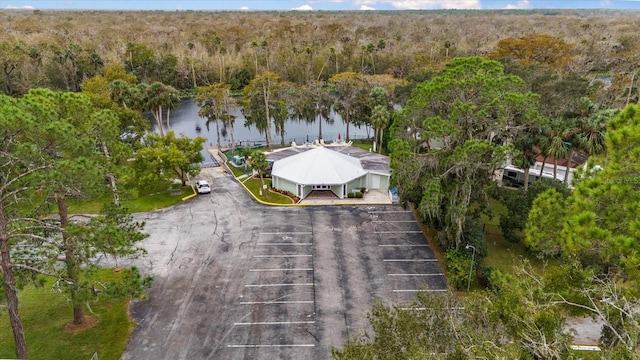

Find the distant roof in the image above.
[
  {"left": 267, "top": 144, "right": 390, "bottom": 175},
  {"left": 533, "top": 146, "right": 589, "bottom": 168},
  {"left": 271, "top": 146, "right": 367, "bottom": 185}
]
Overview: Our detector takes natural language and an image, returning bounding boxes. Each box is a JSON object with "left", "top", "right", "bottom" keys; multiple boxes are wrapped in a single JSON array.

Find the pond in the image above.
[{"left": 150, "top": 98, "right": 373, "bottom": 163}]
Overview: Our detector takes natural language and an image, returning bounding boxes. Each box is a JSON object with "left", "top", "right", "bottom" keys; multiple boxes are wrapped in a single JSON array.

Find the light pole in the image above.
[{"left": 465, "top": 244, "right": 476, "bottom": 292}]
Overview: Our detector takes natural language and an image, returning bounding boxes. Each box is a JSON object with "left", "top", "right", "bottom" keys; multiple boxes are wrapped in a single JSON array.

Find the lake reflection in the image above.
[{"left": 152, "top": 99, "right": 372, "bottom": 160}]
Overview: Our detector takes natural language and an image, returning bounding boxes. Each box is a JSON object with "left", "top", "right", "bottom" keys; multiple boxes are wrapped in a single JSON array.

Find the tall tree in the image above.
[
  {"left": 330, "top": 72, "right": 364, "bottom": 142},
  {"left": 22, "top": 89, "right": 119, "bottom": 325},
  {"left": 538, "top": 117, "right": 570, "bottom": 181},
  {"left": 133, "top": 131, "right": 206, "bottom": 187},
  {"left": 241, "top": 72, "right": 281, "bottom": 150},
  {"left": 140, "top": 82, "right": 181, "bottom": 136},
  {"left": 390, "top": 57, "right": 541, "bottom": 250},
  {"left": 369, "top": 86, "right": 391, "bottom": 153},
  {"left": 0, "top": 92, "right": 49, "bottom": 360},
  {"left": 489, "top": 33, "right": 574, "bottom": 71},
  {"left": 562, "top": 105, "right": 640, "bottom": 275},
  {"left": 196, "top": 83, "right": 235, "bottom": 148}
]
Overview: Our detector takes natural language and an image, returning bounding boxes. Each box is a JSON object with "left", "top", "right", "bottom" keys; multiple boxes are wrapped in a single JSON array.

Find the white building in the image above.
[{"left": 267, "top": 145, "right": 390, "bottom": 200}]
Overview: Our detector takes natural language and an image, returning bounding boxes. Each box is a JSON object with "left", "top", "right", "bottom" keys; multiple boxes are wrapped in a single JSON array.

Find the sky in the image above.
[{"left": 1, "top": 0, "right": 639, "bottom": 11}]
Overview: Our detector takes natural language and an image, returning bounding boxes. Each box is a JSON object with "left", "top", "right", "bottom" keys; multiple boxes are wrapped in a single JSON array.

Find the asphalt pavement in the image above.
[{"left": 115, "top": 167, "right": 447, "bottom": 360}]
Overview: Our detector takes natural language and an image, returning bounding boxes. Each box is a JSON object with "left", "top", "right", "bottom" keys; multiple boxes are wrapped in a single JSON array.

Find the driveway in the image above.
[{"left": 117, "top": 167, "right": 447, "bottom": 360}]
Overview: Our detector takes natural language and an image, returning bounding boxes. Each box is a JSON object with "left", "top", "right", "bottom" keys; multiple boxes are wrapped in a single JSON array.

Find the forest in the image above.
[{"left": 1, "top": 8, "right": 640, "bottom": 359}]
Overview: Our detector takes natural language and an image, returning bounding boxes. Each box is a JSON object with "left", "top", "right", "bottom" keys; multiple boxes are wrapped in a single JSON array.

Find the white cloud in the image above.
[
  {"left": 4, "top": 5, "right": 35, "bottom": 9},
  {"left": 505, "top": 0, "right": 531, "bottom": 9},
  {"left": 354, "top": 0, "right": 481, "bottom": 10},
  {"left": 292, "top": 4, "right": 314, "bottom": 10},
  {"left": 239, "top": 6, "right": 250, "bottom": 11},
  {"left": 360, "top": 4, "right": 376, "bottom": 9}
]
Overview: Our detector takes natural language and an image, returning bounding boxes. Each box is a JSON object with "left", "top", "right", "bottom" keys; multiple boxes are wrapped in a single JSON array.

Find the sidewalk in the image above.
[{"left": 299, "top": 189, "right": 392, "bottom": 205}]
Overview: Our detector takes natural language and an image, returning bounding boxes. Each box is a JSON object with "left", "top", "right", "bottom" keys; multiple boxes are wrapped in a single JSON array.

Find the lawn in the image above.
[
  {"left": 241, "top": 177, "right": 296, "bottom": 204},
  {"left": 481, "top": 198, "right": 553, "bottom": 274},
  {"left": 67, "top": 186, "right": 194, "bottom": 214},
  {"left": 0, "top": 269, "right": 134, "bottom": 360}
]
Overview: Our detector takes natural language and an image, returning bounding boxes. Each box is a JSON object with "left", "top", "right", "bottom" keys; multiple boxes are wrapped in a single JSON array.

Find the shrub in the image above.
[
  {"left": 444, "top": 249, "right": 473, "bottom": 291},
  {"left": 271, "top": 188, "right": 300, "bottom": 203}
]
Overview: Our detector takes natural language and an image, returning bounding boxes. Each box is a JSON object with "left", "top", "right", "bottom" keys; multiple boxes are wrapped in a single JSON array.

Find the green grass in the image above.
[
  {"left": 67, "top": 186, "right": 193, "bottom": 214},
  {"left": 482, "top": 198, "right": 553, "bottom": 274},
  {"left": 0, "top": 269, "right": 134, "bottom": 360},
  {"left": 242, "top": 177, "right": 296, "bottom": 204}
]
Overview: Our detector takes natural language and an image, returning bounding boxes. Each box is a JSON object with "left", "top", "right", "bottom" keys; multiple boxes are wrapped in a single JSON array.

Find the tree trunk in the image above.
[
  {"left": 0, "top": 202, "right": 28, "bottom": 360},
  {"left": 523, "top": 166, "right": 530, "bottom": 192},
  {"left": 553, "top": 158, "right": 558, "bottom": 181},
  {"left": 154, "top": 106, "right": 164, "bottom": 137},
  {"left": 219, "top": 54, "right": 225, "bottom": 83},
  {"left": 215, "top": 118, "right": 221, "bottom": 148},
  {"left": 262, "top": 83, "right": 273, "bottom": 150},
  {"left": 626, "top": 72, "right": 635, "bottom": 107},
  {"left": 564, "top": 148, "right": 574, "bottom": 183},
  {"left": 101, "top": 142, "right": 120, "bottom": 206},
  {"left": 56, "top": 194, "right": 85, "bottom": 325},
  {"left": 539, "top": 156, "right": 547, "bottom": 178},
  {"left": 191, "top": 61, "right": 197, "bottom": 88},
  {"left": 166, "top": 108, "right": 171, "bottom": 130},
  {"left": 318, "top": 111, "right": 323, "bottom": 140},
  {"left": 345, "top": 107, "right": 351, "bottom": 142}
]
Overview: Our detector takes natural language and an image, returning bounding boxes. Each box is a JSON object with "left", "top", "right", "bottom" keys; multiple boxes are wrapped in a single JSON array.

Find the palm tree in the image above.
[
  {"left": 142, "top": 82, "right": 180, "bottom": 136},
  {"left": 512, "top": 134, "right": 538, "bottom": 192},
  {"left": 542, "top": 131, "right": 570, "bottom": 181},
  {"left": 561, "top": 119, "right": 580, "bottom": 184},
  {"left": 578, "top": 108, "right": 615, "bottom": 157},
  {"left": 248, "top": 150, "right": 269, "bottom": 195},
  {"left": 538, "top": 118, "right": 565, "bottom": 180},
  {"left": 370, "top": 105, "right": 390, "bottom": 153}
]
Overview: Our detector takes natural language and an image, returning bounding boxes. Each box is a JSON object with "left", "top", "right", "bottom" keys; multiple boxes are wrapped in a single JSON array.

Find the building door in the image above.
[{"left": 372, "top": 175, "right": 380, "bottom": 189}]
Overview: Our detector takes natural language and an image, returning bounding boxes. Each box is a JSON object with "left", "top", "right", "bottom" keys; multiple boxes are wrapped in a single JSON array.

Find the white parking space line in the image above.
[
  {"left": 378, "top": 244, "right": 428, "bottom": 247},
  {"left": 368, "top": 210, "right": 412, "bottom": 213},
  {"left": 253, "top": 254, "right": 312, "bottom": 258},
  {"left": 387, "top": 273, "right": 445, "bottom": 276},
  {"left": 227, "top": 344, "right": 316, "bottom": 348},
  {"left": 393, "top": 289, "right": 448, "bottom": 292},
  {"left": 249, "top": 268, "right": 313, "bottom": 272},
  {"left": 257, "top": 242, "right": 312, "bottom": 246},
  {"left": 374, "top": 231, "right": 423, "bottom": 234},
  {"left": 234, "top": 321, "right": 315, "bottom": 325},
  {"left": 260, "top": 232, "right": 313, "bottom": 235},
  {"left": 383, "top": 259, "right": 437, "bottom": 262},
  {"left": 372, "top": 220, "right": 417, "bottom": 223},
  {"left": 240, "top": 300, "right": 314, "bottom": 305},
  {"left": 245, "top": 283, "right": 314, "bottom": 287}
]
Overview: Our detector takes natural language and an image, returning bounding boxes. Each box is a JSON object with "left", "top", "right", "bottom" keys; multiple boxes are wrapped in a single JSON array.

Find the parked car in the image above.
[{"left": 196, "top": 180, "right": 211, "bottom": 194}]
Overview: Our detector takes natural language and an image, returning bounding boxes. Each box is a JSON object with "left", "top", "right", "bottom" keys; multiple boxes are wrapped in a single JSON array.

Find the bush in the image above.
[
  {"left": 495, "top": 179, "right": 571, "bottom": 243},
  {"left": 347, "top": 191, "right": 363, "bottom": 198},
  {"left": 271, "top": 188, "right": 300, "bottom": 203},
  {"left": 444, "top": 249, "right": 473, "bottom": 291}
]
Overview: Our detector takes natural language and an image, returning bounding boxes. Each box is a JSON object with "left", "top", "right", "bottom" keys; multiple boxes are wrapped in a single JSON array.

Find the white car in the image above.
[{"left": 196, "top": 180, "right": 211, "bottom": 194}]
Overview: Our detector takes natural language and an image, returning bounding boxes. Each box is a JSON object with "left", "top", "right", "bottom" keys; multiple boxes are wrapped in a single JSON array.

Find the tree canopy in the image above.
[{"left": 390, "top": 57, "right": 541, "bottom": 250}]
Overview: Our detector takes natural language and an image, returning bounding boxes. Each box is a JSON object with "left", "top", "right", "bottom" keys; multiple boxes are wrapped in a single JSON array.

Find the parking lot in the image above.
[{"left": 119, "top": 168, "right": 447, "bottom": 360}]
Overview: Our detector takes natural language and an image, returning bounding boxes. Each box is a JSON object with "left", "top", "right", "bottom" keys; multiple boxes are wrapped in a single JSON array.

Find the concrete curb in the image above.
[
  {"left": 182, "top": 185, "right": 197, "bottom": 201},
  {"left": 234, "top": 176, "right": 391, "bottom": 207}
]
